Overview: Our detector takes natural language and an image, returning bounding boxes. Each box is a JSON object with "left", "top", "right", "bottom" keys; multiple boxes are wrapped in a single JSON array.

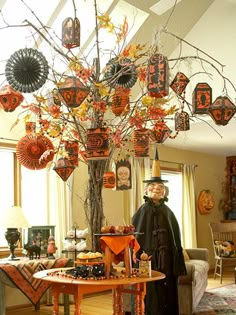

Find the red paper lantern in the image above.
[
  {"left": 133, "top": 129, "right": 150, "bottom": 158},
  {"left": 63, "top": 140, "right": 79, "bottom": 167},
  {"left": 103, "top": 171, "right": 116, "bottom": 189},
  {"left": 150, "top": 121, "right": 172, "bottom": 143},
  {"left": 0, "top": 85, "right": 24, "bottom": 112},
  {"left": 170, "top": 72, "right": 189, "bottom": 95},
  {"left": 62, "top": 17, "right": 80, "bottom": 49},
  {"left": 58, "top": 77, "right": 90, "bottom": 108},
  {"left": 192, "top": 83, "right": 212, "bottom": 114},
  {"left": 53, "top": 158, "right": 75, "bottom": 181},
  {"left": 111, "top": 87, "right": 130, "bottom": 116},
  {"left": 147, "top": 53, "right": 169, "bottom": 98},
  {"left": 175, "top": 111, "right": 190, "bottom": 131},
  {"left": 86, "top": 127, "right": 110, "bottom": 160},
  {"left": 208, "top": 96, "right": 236, "bottom": 126}
]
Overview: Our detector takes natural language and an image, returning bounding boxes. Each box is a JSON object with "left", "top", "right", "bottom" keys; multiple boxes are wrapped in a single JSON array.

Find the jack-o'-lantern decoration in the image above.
[
  {"left": 198, "top": 190, "right": 214, "bottom": 214},
  {"left": 103, "top": 171, "right": 116, "bottom": 189}
]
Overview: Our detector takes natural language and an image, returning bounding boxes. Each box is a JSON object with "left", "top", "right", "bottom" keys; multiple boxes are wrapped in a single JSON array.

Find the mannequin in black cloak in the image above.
[{"left": 132, "top": 149, "right": 186, "bottom": 315}]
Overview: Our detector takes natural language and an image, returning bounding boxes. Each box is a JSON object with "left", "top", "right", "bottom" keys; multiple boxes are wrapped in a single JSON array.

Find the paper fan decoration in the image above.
[
  {"left": 5, "top": 48, "right": 49, "bottom": 93},
  {"left": 16, "top": 135, "right": 54, "bottom": 170}
]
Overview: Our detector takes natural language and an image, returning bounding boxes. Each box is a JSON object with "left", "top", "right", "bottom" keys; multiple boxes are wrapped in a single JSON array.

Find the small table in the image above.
[
  {"left": 34, "top": 267, "right": 165, "bottom": 315},
  {"left": 0, "top": 257, "right": 70, "bottom": 315}
]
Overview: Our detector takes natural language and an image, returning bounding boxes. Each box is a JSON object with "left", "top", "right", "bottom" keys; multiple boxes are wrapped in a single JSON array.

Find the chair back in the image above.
[{"left": 209, "top": 222, "right": 236, "bottom": 259}]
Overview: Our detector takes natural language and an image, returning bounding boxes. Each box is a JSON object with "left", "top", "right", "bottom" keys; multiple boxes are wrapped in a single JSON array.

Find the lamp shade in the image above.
[{"left": 0, "top": 206, "right": 30, "bottom": 228}]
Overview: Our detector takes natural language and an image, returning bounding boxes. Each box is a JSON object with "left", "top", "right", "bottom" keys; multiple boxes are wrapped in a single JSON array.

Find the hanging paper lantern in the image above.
[
  {"left": 147, "top": 53, "right": 169, "bottom": 98},
  {"left": 208, "top": 96, "right": 236, "bottom": 126},
  {"left": 111, "top": 87, "right": 130, "bottom": 116},
  {"left": 175, "top": 111, "right": 190, "bottom": 131},
  {"left": 150, "top": 121, "right": 172, "bottom": 143},
  {"left": 103, "top": 171, "right": 116, "bottom": 189},
  {"left": 63, "top": 140, "right": 79, "bottom": 166},
  {"left": 0, "top": 85, "right": 24, "bottom": 112},
  {"left": 105, "top": 58, "right": 137, "bottom": 89},
  {"left": 16, "top": 134, "right": 54, "bottom": 170},
  {"left": 53, "top": 158, "right": 75, "bottom": 181},
  {"left": 192, "top": 83, "right": 212, "bottom": 114},
  {"left": 133, "top": 129, "right": 150, "bottom": 158},
  {"left": 5, "top": 48, "right": 49, "bottom": 93},
  {"left": 170, "top": 72, "right": 189, "bottom": 95},
  {"left": 86, "top": 127, "right": 110, "bottom": 160},
  {"left": 116, "top": 159, "right": 132, "bottom": 190},
  {"left": 58, "top": 76, "right": 90, "bottom": 108},
  {"left": 62, "top": 17, "right": 80, "bottom": 49}
]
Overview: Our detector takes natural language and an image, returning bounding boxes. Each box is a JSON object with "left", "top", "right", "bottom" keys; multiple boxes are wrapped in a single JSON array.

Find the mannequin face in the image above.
[{"left": 146, "top": 182, "right": 166, "bottom": 202}]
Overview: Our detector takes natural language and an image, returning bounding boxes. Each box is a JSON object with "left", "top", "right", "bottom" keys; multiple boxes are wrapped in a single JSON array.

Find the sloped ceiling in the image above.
[{"left": 0, "top": 0, "right": 235, "bottom": 157}]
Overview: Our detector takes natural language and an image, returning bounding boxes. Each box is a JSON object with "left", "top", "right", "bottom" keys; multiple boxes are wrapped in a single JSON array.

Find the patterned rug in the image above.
[{"left": 194, "top": 283, "right": 236, "bottom": 314}]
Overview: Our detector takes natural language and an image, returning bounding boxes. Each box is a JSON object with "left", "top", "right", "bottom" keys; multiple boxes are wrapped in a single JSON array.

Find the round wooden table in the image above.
[{"left": 34, "top": 267, "right": 165, "bottom": 315}]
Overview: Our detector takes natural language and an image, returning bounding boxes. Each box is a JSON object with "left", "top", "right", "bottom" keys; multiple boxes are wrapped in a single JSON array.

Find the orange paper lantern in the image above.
[{"left": 0, "top": 85, "right": 24, "bottom": 112}]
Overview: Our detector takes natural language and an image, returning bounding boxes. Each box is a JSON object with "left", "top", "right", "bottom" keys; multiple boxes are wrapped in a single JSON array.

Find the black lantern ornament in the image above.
[
  {"left": 147, "top": 53, "right": 169, "bottom": 98},
  {"left": 175, "top": 111, "right": 190, "bottom": 131},
  {"left": 58, "top": 76, "right": 90, "bottom": 108},
  {"left": 5, "top": 48, "right": 49, "bottom": 93},
  {"left": 170, "top": 72, "right": 189, "bottom": 95},
  {"left": 208, "top": 96, "right": 236, "bottom": 126},
  {"left": 133, "top": 129, "right": 150, "bottom": 158},
  {"left": 150, "top": 121, "right": 172, "bottom": 143},
  {"left": 62, "top": 17, "right": 80, "bottom": 49},
  {"left": 192, "top": 83, "right": 212, "bottom": 114},
  {"left": 53, "top": 158, "right": 75, "bottom": 181}
]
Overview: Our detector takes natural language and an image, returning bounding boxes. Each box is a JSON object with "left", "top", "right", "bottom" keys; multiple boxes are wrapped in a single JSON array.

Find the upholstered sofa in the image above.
[
  {"left": 123, "top": 248, "right": 209, "bottom": 315},
  {"left": 178, "top": 248, "right": 209, "bottom": 315}
]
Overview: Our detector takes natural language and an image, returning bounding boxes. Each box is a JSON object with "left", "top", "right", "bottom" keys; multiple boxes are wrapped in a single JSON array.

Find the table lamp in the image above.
[{"left": 1, "top": 206, "right": 30, "bottom": 260}]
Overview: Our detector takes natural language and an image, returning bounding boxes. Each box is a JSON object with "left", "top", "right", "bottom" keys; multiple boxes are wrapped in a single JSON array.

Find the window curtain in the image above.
[
  {"left": 182, "top": 164, "right": 197, "bottom": 248},
  {"left": 123, "top": 157, "right": 150, "bottom": 223},
  {"left": 47, "top": 171, "right": 73, "bottom": 256}
]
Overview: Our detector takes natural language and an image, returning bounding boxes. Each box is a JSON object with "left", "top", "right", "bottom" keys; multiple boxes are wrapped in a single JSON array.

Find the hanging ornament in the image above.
[
  {"left": 116, "top": 159, "right": 132, "bottom": 190},
  {"left": 0, "top": 85, "right": 24, "bottom": 112},
  {"left": 170, "top": 72, "right": 189, "bottom": 95},
  {"left": 25, "top": 122, "right": 36, "bottom": 135},
  {"left": 16, "top": 134, "right": 54, "bottom": 170},
  {"left": 175, "top": 111, "right": 190, "bottom": 131},
  {"left": 150, "top": 121, "right": 172, "bottom": 143},
  {"left": 5, "top": 48, "right": 49, "bottom": 93},
  {"left": 63, "top": 140, "right": 79, "bottom": 167},
  {"left": 53, "top": 158, "right": 75, "bottom": 181},
  {"left": 133, "top": 129, "right": 150, "bottom": 158},
  {"left": 192, "top": 83, "right": 212, "bottom": 114},
  {"left": 147, "top": 53, "right": 169, "bottom": 98},
  {"left": 111, "top": 87, "right": 130, "bottom": 116},
  {"left": 208, "top": 96, "right": 236, "bottom": 125},
  {"left": 62, "top": 17, "right": 80, "bottom": 49},
  {"left": 105, "top": 58, "right": 137, "bottom": 89},
  {"left": 103, "top": 171, "right": 116, "bottom": 189},
  {"left": 58, "top": 76, "right": 90, "bottom": 108},
  {"left": 86, "top": 127, "right": 110, "bottom": 160}
]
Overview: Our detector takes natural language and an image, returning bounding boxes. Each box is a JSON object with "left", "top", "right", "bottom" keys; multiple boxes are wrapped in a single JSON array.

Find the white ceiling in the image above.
[{"left": 0, "top": 0, "right": 235, "bottom": 157}]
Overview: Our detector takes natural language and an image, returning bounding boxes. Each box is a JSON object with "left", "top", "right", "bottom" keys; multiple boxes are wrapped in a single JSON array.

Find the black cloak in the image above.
[{"left": 132, "top": 196, "right": 187, "bottom": 315}]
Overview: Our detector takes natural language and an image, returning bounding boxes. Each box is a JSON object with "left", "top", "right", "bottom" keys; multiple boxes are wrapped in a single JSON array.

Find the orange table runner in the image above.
[{"left": 0, "top": 257, "right": 70, "bottom": 305}]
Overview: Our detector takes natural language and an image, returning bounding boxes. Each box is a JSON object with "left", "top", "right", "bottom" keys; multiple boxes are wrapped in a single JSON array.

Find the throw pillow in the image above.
[{"left": 214, "top": 240, "right": 236, "bottom": 257}]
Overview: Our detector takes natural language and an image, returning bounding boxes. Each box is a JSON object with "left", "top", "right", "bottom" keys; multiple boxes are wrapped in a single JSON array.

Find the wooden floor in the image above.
[{"left": 6, "top": 268, "right": 236, "bottom": 315}]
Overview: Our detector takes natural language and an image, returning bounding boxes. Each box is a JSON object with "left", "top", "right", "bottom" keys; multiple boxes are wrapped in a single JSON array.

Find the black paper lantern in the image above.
[
  {"left": 62, "top": 17, "right": 80, "bottom": 49},
  {"left": 208, "top": 96, "right": 236, "bottom": 125},
  {"left": 53, "top": 158, "right": 75, "bottom": 181},
  {"left": 5, "top": 48, "right": 49, "bottom": 93},
  {"left": 192, "top": 83, "right": 212, "bottom": 114},
  {"left": 170, "top": 72, "right": 189, "bottom": 96},
  {"left": 175, "top": 111, "right": 190, "bottom": 131}
]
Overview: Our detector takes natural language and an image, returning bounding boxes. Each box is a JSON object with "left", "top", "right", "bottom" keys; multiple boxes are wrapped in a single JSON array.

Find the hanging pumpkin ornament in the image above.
[
  {"left": 62, "top": 17, "right": 80, "bottom": 49},
  {"left": 147, "top": 53, "right": 169, "bottom": 98},
  {"left": 208, "top": 96, "right": 236, "bottom": 126},
  {"left": 192, "top": 83, "right": 212, "bottom": 114},
  {"left": 0, "top": 85, "right": 24, "bottom": 112},
  {"left": 53, "top": 157, "right": 75, "bottom": 181},
  {"left": 133, "top": 129, "right": 150, "bottom": 158},
  {"left": 58, "top": 76, "right": 90, "bottom": 108},
  {"left": 16, "top": 134, "right": 54, "bottom": 170},
  {"left": 86, "top": 127, "right": 110, "bottom": 160},
  {"left": 105, "top": 58, "right": 137, "bottom": 89},
  {"left": 5, "top": 48, "right": 49, "bottom": 93},
  {"left": 111, "top": 87, "right": 130, "bottom": 116},
  {"left": 103, "top": 171, "right": 116, "bottom": 189},
  {"left": 170, "top": 72, "right": 189, "bottom": 96}
]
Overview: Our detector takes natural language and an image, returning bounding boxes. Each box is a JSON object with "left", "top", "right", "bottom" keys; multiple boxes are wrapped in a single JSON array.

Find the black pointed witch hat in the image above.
[{"left": 143, "top": 148, "right": 168, "bottom": 183}]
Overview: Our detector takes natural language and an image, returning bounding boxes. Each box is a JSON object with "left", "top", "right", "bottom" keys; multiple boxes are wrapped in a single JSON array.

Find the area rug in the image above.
[{"left": 194, "top": 283, "right": 236, "bottom": 314}]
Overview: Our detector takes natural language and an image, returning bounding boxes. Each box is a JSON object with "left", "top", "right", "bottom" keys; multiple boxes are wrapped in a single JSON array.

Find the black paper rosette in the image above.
[
  {"left": 5, "top": 48, "right": 49, "bottom": 93},
  {"left": 105, "top": 58, "right": 137, "bottom": 89}
]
